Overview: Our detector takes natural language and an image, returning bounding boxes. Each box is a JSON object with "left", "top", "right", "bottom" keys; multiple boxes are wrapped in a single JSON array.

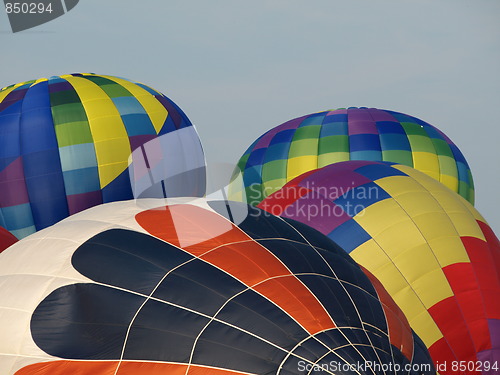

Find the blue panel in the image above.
[
  {"left": 334, "top": 182, "right": 390, "bottom": 212},
  {"left": 354, "top": 163, "right": 407, "bottom": 180},
  {"left": 319, "top": 122, "right": 348, "bottom": 137},
  {"left": 59, "top": 143, "right": 98, "bottom": 171},
  {"left": 300, "top": 113, "right": 326, "bottom": 126},
  {"left": 456, "top": 162, "right": 469, "bottom": 182},
  {"left": 262, "top": 143, "right": 290, "bottom": 163},
  {"left": 112, "top": 96, "right": 147, "bottom": 116},
  {"left": 0, "top": 113, "right": 21, "bottom": 158},
  {"left": 349, "top": 134, "right": 381, "bottom": 152},
  {"left": 351, "top": 150, "right": 382, "bottom": 161},
  {"left": 379, "top": 133, "right": 411, "bottom": 151},
  {"left": 63, "top": 167, "right": 100, "bottom": 195},
  {"left": 328, "top": 219, "right": 371, "bottom": 253},
  {"left": 121, "top": 113, "right": 156, "bottom": 136},
  {"left": 246, "top": 147, "right": 266, "bottom": 168},
  {"left": 242, "top": 166, "right": 263, "bottom": 187},
  {"left": 449, "top": 144, "right": 467, "bottom": 164},
  {"left": 323, "top": 114, "right": 348, "bottom": 123},
  {"left": 0, "top": 203, "right": 34, "bottom": 231},
  {"left": 376, "top": 121, "right": 406, "bottom": 134},
  {"left": 10, "top": 226, "right": 36, "bottom": 240},
  {"left": 101, "top": 168, "right": 133, "bottom": 202},
  {"left": 269, "top": 129, "right": 295, "bottom": 145}
]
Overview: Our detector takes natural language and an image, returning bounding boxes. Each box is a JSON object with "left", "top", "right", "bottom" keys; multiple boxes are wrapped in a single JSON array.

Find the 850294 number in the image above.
[{"left": 5, "top": 2, "right": 53, "bottom": 14}]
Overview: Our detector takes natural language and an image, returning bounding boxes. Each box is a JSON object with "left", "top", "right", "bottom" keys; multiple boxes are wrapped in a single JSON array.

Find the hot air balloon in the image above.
[
  {"left": 233, "top": 107, "right": 473, "bottom": 206},
  {"left": 0, "top": 199, "right": 435, "bottom": 375},
  {"left": 0, "top": 73, "right": 205, "bottom": 239},
  {"left": 258, "top": 161, "right": 500, "bottom": 375}
]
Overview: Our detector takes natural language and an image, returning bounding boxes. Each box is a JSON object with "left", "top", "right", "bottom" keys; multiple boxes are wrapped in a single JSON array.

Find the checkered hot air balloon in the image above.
[
  {"left": 0, "top": 73, "right": 205, "bottom": 239},
  {"left": 258, "top": 161, "right": 500, "bottom": 375},
  {"left": 233, "top": 107, "right": 474, "bottom": 206}
]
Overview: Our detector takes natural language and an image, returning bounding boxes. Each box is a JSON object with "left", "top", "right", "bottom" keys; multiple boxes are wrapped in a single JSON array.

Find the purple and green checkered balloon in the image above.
[
  {"left": 233, "top": 107, "right": 474, "bottom": 206},
  {"left": 0, "top": 73, "right": 204, "bottom": 239}
]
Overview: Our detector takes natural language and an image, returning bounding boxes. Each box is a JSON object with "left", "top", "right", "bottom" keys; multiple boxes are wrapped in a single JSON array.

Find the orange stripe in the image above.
[
  {"left": 15, "top": 361, "right": 249, "bottom": 375},
  {"left": 136, "top": 204, "right": 335, "bottom": 334}
]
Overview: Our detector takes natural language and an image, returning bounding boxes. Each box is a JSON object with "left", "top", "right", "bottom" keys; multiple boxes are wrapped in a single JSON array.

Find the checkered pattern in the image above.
[
  {"left": 236, "top": 107, "right": 474, "bottom": 206},
  {"left": 0, "top": 73, "right": 196, "bottom": 239}
]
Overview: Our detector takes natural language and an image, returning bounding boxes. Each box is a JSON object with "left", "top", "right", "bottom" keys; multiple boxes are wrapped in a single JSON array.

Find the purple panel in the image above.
[
  {"left": 253, "top": 115, "right": 307, "bottom": 149},
  {"left": 367, "top": 108, "right": 399, "bottom": 122},
  {"left": 326, "top": 109, "right": 347, "bottom": 116},
  {"left": 0, "top": 158, "right": 29, "bottom": 207},
  {"left": 282, "top": 195, "right": 351, "bottom": 235},
  {"left": 346, "top": 107, "right": 372, "bottom": 121},
  {"left": 129, "top": 134, "right": 157, "bottom": 151},
  {"left": 48, "top": 81, "right": 73, "bottom": 93},
  {"left": 488, "top": 319, "right": 500, "bottom": 347},
  {"left": 476, "top": 349, "right": 500, "bottom": 375},
  {"left": 0, "top": 88, "right": 28, "bottom": 112},
  {"left": 348, "top": 120, "right": 379, "bottom": 135},
  {"left": 155, "top": 95, "right": 182, "bottom": 129},
  {"left": 67, "top": 190, "right": 103, "bottom": 215}
]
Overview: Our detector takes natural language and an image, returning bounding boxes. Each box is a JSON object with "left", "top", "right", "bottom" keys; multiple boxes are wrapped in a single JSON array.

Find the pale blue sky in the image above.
[{"left": 1, "top": 0, "right": 499, "bottom": 230}]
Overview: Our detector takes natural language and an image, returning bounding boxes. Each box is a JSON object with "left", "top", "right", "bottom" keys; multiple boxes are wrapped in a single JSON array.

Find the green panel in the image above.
[
  {"left": 50, "top": 90, "right": 81, "bottom": 106},
  {"left": 401, "top": 122, "right": 427, "bottom": 136},
  {"left": 437, "top": 155, "right": 458, "bottom": 177},
  {"left": 51, "top": 103, "right": 88, "bottom": 125},
  {"left": 406, "top": 135, "right": 436, "bottom": 153},
  {"left": 99, "top": 84, "right": 132, "bottom": 98},
  {"left": 292, "top": 125, "right": 321, "bottom": 140},
  {"left": 83, "top": 76, "right": 132, "bottom": 97},
  {"left": 238, "top": 154, "right": 250, "bottom": 170},
  {"left": 288, "top": 139, "right": 319, "bottom": 158},
  {"left": 245, "top": 184, "right": 264, "bottom": 206},
  {"left": 55, "top": 121, "right": 94, "bottom": 147},
  {"left": 262, "top": 159, "right": 288, "bottom": 182},
  {"left": 318, "top": 152, "right": 350, "bottom": 167},
  {"left": 382, "top": 150, "right": 413, "bottom": 167},
  {"left": 318, "top": 135, "right": 349, "bottom": 154},
  {"left": 431, "top": 139, "right": 454, "bottom": 158}
]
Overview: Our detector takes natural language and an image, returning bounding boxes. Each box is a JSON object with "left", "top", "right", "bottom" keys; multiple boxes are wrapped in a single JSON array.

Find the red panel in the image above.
[
  {"left": 258, "top": 185, "right": 311, "bottom": 215},
  {"left": 428, "top": 296, "right": 477, "bottom": 361},
  {"left": 429, "top": 338, "right": 463, "bottom": 375},
  {"left": 0, "top": 226, "right": 17, "bottom": 253},
  {"left": 477, "top": 220, "right": 500, "bottom": 272},
  {"left": 15, "top": 361, "right": 248, "bottom": 375},
  {"left": 136, "top": 204, "right": 335, "bottom": 335}
]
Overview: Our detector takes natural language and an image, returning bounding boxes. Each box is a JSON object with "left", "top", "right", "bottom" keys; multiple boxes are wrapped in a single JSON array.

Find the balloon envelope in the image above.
[
  {"left": 0, "top": 73, "right": 205, "bottom": 239},
  {"left": 234, "top": 107, "right": 474, "bottom": 205},
  {"left": 259, "top": 161, "right": 500, "bottom": 374},
  {"left": 0, "top": 199, "right": 434, "bottom": 375}
]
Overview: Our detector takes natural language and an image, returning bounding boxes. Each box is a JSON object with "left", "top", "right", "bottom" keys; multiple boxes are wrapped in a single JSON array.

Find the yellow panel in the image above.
[
  {"left": 368, "top": 261, "right": 409, "bottom": 298},
  {"left": 445, "top": 211, "right": 485, "bottom": 240},
  {"left": 351, "top": 239, "right": 390, "bottom": 271},
  {"left": 64, "top": 76, "right": 131, "bottom": 188},
  {"left": 409, "top": 309, "right": 444, "bottom": 347},
  {"left": 411, "top": 151, "right": 440, "bottom": 181},
  {"left": 286, "top": 156, "right": 318, "bottom": 182},
  {"left": 354, "top": 199, "right": 408, "bottom": 237},
  {"left": 391, "top": 285, "right": 427, "bottom": 321},
  {"left": 388, "top": 190, "right": 440, "bottom": 219},
  {"left": 102, "top": 75, "right": 168, "bottom": 134},
  {"left": 411, "top": 268, "right": 453, "bottom": 308},
  {"left": 375, "top": 175, "right": 424, "bottom": 200},
  {"left": 427, "top": 235, "right": 470, "bottom": 267},
  {"left": 391, "top": 243, "right": 442, "bottom": 284},
  {"left": 411, "top": 212, "right": 459, "bottom": 240},
  {"left": 0, "top": 86, "right": 16, "bottom": 102},
  {"left": 95, "top": 137, "right": 133, "bottom": 164},
  {"left": 372, "top": 219, "right": 427, "bottom": 258},
  {"left": 438, "top": 174, "right": 459, "bottom": 194},
  {"left": 318, "top": 152, "right": 349, "bottom": 167}
]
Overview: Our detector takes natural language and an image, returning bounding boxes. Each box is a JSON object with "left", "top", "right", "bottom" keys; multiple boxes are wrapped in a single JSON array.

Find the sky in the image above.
[{"left": 1, "top": 0, "right": 499, "bottom": 230}]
